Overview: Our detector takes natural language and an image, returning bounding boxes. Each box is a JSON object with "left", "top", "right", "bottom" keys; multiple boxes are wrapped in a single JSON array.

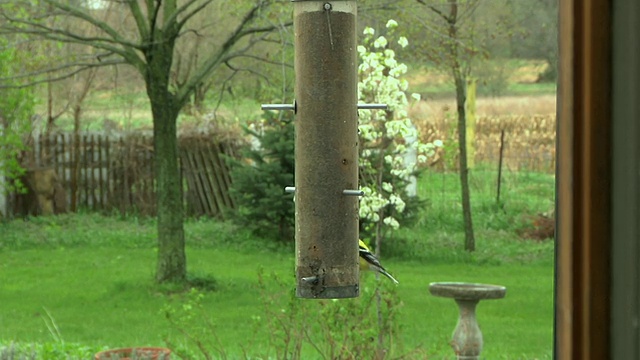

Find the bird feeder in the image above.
[
  {"left": 262, "top": 0, "right": 385, "bottom": 299},
  {"left": 294, "top": 0, "right": 360, "bottom": 299}
]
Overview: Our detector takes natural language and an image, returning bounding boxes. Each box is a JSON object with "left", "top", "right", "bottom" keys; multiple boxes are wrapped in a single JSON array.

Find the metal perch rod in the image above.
[
  {"left": 285, "top": 186, "right": 363, "bottom": 196},
  {"left": 261, "top": 103, "right": 388, "bottom": 111}
]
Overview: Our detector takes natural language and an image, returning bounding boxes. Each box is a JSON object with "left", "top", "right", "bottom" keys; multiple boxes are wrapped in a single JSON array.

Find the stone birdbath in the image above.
[{"left": 429, "top": 282, "right": 507, "bottom": 360}]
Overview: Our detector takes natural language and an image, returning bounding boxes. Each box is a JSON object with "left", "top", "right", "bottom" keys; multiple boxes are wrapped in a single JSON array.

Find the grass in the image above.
[
  {"left": 409, "top": 81, "right": 556, "bottom": 100},
  {"left": 0, "top": 169, "right": 554, "bottom": 359},
  {"left": 0, "top": 245, "right": 552, "bottom": 359}
]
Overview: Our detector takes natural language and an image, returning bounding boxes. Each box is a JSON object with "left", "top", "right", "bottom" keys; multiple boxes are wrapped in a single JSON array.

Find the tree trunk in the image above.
[
  {"left": 150, "top": 97, "right": 187, "bottom": 283},
  {"left": 448, "top": 0, "right": 476, "bottom": 252},
  {"left": 454, "top": 73, "right": 476, "bottom": 252},
  {"left": 145, "top": 35, "right": 187, "bottom": 283}
]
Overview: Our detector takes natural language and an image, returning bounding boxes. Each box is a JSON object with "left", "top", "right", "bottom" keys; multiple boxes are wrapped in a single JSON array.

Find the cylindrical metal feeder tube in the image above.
[{"left": 294, "top": 0, "right": 359, "bottom": 299}]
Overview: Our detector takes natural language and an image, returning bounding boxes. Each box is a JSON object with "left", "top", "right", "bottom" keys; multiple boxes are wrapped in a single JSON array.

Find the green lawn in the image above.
[
  {"left": 0, "top": 245, "right": 552, "bottom": 359},
  {"left": 0, "top": 170, "right": 554, "bottom": 359}
]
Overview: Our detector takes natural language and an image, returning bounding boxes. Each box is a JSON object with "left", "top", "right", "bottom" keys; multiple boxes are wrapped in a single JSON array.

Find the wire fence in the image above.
[{"left": 416, "top": 114, "right": 556, "bottom": 226}]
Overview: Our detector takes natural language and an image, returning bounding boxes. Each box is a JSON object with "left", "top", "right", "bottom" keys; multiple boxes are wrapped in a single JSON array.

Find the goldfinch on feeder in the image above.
[{"left": 359, "top": 240, "right": 399, "bottom": 284}]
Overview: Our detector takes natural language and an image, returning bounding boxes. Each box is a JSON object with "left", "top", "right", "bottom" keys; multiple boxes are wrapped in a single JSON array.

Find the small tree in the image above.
[
  {"left": 229, "top": 111, "right": 295, "bottom": 242},
  {"left": 415, "top": 0, "right": 481, "bottom": 251}
]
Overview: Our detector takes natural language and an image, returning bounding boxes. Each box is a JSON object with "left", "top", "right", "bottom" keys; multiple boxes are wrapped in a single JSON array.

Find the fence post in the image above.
[
  {"left": 293, "top": 0, "right": 359, "bottom": 299},
  {"left": 0, "top": 126, "right": 5, "bottom": 218},
  {"left": 465, "top": 77, "right": 477, "bottom": 169}
]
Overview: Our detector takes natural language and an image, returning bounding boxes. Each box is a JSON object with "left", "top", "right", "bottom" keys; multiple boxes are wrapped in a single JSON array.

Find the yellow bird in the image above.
[{"left": 359, "top": 240, "right": 399, "bottom": 284}]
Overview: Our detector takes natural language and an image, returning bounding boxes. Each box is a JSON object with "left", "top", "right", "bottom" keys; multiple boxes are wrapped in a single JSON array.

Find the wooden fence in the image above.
[{"left": 9, "top": 132, "right": 239, "bottom": 218}]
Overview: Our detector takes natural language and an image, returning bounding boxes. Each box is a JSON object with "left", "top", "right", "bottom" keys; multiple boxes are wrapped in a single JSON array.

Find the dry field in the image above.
[{"left": 411, "top": 95, "right": 557, "bottom": 173}]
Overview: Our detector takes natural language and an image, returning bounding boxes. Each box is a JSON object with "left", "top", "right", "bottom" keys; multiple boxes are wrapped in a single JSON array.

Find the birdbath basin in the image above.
[
  {"left": 429, "top": 282, "right": 506, "bottom": 360},
  {"left": 429, "top": 282, "right": 506, "bottom": 300}
]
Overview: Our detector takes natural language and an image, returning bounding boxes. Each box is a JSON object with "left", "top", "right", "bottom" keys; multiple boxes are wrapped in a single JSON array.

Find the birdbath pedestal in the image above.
[{"left": 429, "top": 282, "right": 506, "bottom": 360}]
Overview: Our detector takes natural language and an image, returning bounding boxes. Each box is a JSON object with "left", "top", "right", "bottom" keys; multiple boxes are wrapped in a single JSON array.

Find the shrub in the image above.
[
  {"left": 228, "top": 111, "right": 295, "bottom": 242},
  {"left": 0, "top": 44, "right": 35, "bottom": 194}
]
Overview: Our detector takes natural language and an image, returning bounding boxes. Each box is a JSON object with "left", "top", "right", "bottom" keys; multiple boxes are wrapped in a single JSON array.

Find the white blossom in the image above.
[
  {"left": 373, "top": 36, "right": 388, "bottom": 49},
  {"left": 398, "top": 36, "right": 409, "bottom": 48},
  {"left": 383, "top": 217, "right": 400, "bottom": 230},
  {"left": 382, "top": 182, "right": 393, "bottom": 193},
  {"left": 386, "top": 19, "right": 398, "bottom": 29}
]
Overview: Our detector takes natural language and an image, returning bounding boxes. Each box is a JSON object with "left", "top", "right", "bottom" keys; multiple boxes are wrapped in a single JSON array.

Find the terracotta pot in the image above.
[{"left": 94, "top": 347, "right": 171, "bottom": 360}]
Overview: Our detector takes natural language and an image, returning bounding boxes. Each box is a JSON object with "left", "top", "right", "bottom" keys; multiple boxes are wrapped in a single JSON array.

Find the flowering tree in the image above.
[{"left": 357, "top": 20, "right": 441, "bottom": 253}]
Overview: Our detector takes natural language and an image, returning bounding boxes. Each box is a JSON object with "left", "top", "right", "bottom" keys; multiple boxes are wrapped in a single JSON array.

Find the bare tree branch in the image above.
[
  {"left": 173, "top": 0, "right": 214, "bottom": 33},
  {"left": 212, "top": 59, "right": 272, "bottom": 117},
  {"left": 225, "top": 53, "right": 293, "bottom": 69},
  {"left": 44, "top": 0, "right": 142, "bottom": 51},
  {"left": 0, "top": 1, "right": 146, "bottom": 71},
  {"left": 1, "top": 24, "right": 137, "bottom": 61},
  {"left": 176, "top": 0, "right": 289, "bottom": 105},
  {"left": 0, "top": 59, "right": 123, "bottom": 89},
  {"left": 127, "top": 0, "right": 151, "bottom": 42},
  {"left": 224, "top": 59, "right": 272, "bottom": 84},
  {"left": 416, "top": 0, "right": 481, "bottom": 26},
  {"left": 415, "top": 0, "right": 452, "bottom": 23},
  {"left": 212, "top": 67, "right": 239, "bottom": 117},
  {"left": 407, "top": 10, "right": 472, "bottom": 51}
]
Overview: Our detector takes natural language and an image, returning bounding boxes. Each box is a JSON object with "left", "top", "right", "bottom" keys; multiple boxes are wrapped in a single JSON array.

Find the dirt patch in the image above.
[{"left": 518, "top": 213, "right": 555, "bottom": 241}]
